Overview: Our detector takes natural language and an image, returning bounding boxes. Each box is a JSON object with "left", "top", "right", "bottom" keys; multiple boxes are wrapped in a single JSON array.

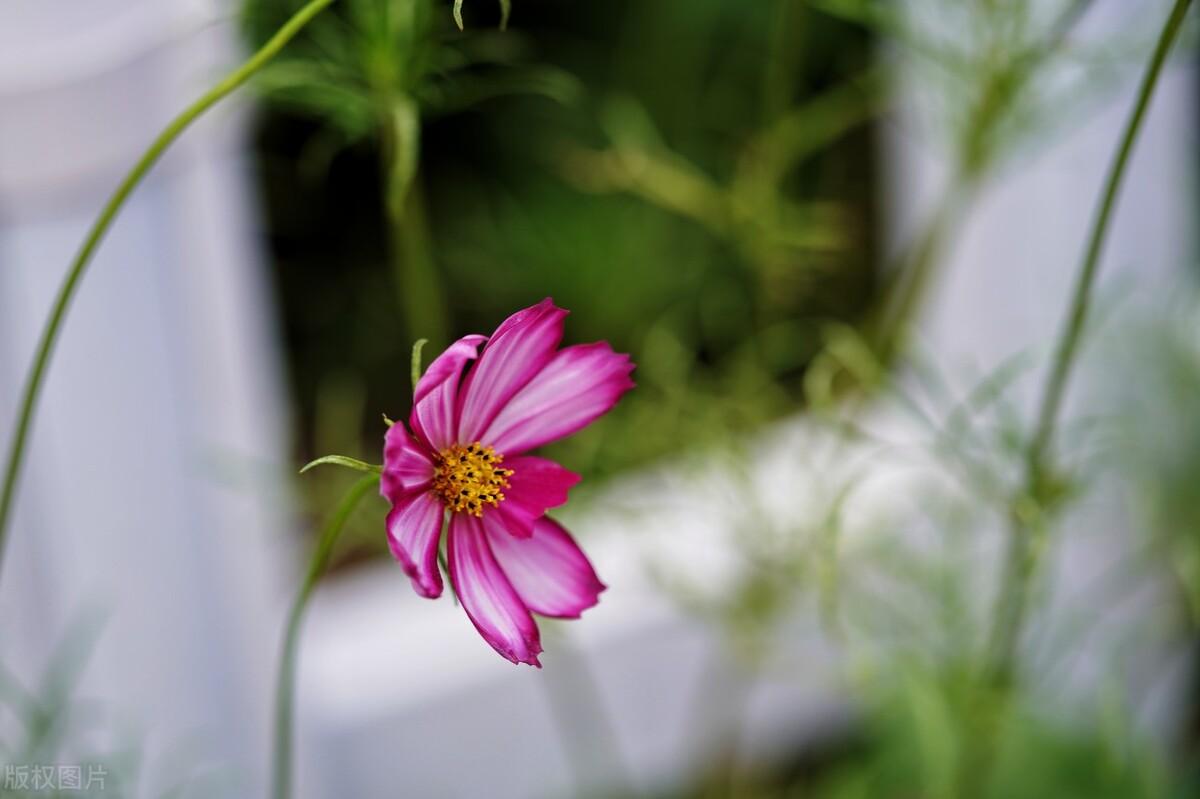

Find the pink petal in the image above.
[
  {"left": 410, "top": 334, "right": 488, "bottom": 451},
  {"left": 482, "top": 342, "right": 635, "bottom": 455},
  {"left": 448, "top": 514, "right": 543, "bottom": 666},
  {"left": 385, "top": 490, "right": 445, "bottom": 599},
  {"left": 381, "top": 423, "right": 435, "bottom": 499},
  {"left": 486, "top": 515, "right": 605, "bottom": 619},
  {"left": 490, "top": 456, "right": 580, "bottom": 539},
  {"left": 456, "top": 299, "right": 567, "bottom": 444}
]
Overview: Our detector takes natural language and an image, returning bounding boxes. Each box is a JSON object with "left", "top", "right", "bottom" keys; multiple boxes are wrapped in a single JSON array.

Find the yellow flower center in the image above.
[{"left": 432, "top": 442, "right": 513, "bottom": 516}]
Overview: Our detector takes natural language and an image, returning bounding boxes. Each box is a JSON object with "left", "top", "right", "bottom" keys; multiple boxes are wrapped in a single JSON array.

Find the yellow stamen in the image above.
[{"left": 432, "top": 442, "right": 513, "bottom": 516}]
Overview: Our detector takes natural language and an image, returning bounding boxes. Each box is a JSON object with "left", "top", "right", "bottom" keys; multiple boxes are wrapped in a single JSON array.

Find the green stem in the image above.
[
  {"left": 868, "top": 177, "right": 976, "bottom": 363},
  {"left": 991, "top": 0, "right": 1192, "bottom": 675},
  {"left": 271, "top": 473, "right": 378, "bottom": 799},
  {"left": 762, "top": 0, "right": 803, "bottom": 123},
  {"left": 389, "top": 178, "right": 449, "bottom": 350},
  {"left": 379, "top": 97, "right": 449, "bottom": 351},
  {"left": 963, "top": 2, "right": 1192, "bottom": 795},
  {"left": 1026, "top": 0, "right": 1191, "bottom": 476},
  {"left": 0, "top": 0, "right": 337, "bottom": 582}
]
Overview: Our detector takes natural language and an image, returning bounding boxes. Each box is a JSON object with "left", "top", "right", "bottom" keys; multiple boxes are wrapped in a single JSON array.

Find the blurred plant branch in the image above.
[
  {"left": 808, "top": 0, "right": 1100, "bottom": 382},
  {"left": 987, "top": 0, "right": 1193, "bottom": 692},
  {"left": 963, "top": 0, "right": 1194, "bottom": 794},
  {"left": 556, "top": 71, "right": 881, "bottom": 275}
]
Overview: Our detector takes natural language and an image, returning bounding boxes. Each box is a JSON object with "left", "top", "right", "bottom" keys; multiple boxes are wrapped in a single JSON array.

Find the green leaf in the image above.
[{"left": 299, "top": 455, "right": 383, "bottom": 475}]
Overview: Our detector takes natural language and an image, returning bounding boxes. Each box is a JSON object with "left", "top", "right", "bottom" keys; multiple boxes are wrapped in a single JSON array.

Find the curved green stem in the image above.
[
  {"left": 271, "top": 473, "right": 378, "bottom": 799},
  {"left": 991, "top": 0, "right": 1193, "bottom": 676},
  {"left": 963, "top": 3, "right": 1193, "bottom": 795},
  {"left": 1025, "top": 0, "right": 1192, "bottom": 475},
  {"left": 0, "top": 0, "right": 337, "bottom": 581}
]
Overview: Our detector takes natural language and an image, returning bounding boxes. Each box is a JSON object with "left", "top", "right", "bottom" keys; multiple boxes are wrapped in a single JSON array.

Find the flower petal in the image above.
[
  {"left": 482, "top": 342, "right": 635, "bottom": 455},
  {"left": 448, "top": 514, "right": 543, "bottom": 666},
  {"left": 490, "top": 456, "right": 580, "bottom": 539},
  {"left": 486, "top": 515, "right": 605, "bottom": 619},
  {"left": 381, "top": 423, "right": 435, "bottom": 499},
  {"left": 410, "top": 334, "right": 488, "bottom": 451},
  {"left": 385, "top": 490, "right": 445, "bottom": 599},
  {"left": 456, "top": 299, "right": 568, "bottom": 444}
]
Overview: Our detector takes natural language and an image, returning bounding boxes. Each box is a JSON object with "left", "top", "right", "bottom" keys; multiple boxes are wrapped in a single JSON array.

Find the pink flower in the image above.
[{"left": 380, "top": 299, "right": 635, "bottom": 665}]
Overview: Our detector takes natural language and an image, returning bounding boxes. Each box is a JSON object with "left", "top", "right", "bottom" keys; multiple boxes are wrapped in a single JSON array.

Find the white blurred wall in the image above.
[{"left": 0, "top": 1, "right": 292, "bottom": 794}]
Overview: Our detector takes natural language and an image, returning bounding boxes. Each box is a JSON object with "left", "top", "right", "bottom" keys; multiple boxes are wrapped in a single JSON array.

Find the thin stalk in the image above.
[
  {"left": 0, "top": 0, "right": 337, "bottom": 580},
  {"left": 387, "top": 179, "right": 448, "bottom": 350},
  {"left": 379, "top": 97, "right": 448, "bottom": 350},
  {"left": 989, "top": 0, "right": 1193, "bottom": 681},
  {"left": 868, "top": 177, "right": 977, "bottom": 363},
  {"left": 962, "top": 2, "right": 1193, "bottom": 795},
  {"left": 271, "top": 473, "right": 378, "bottom": 799},
  {"left": 1026, "top": 0, "right": 1192, "bottom": 475}
]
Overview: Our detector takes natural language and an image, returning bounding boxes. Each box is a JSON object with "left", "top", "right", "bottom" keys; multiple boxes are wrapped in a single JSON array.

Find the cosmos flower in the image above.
[{"left": 380, "top": 299, "right": 635, "bottom": 665}]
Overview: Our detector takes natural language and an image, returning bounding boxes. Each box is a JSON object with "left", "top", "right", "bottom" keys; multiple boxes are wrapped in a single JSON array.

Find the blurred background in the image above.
[{"left": 0, "top": 0, "right": 1197, "bottom": 796}]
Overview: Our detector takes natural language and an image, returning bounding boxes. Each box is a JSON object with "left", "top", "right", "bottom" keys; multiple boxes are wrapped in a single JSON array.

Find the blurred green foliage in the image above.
[
  {"left": 245, "top": 0, "right": 876, "bottom": 464},
  {"left": 1111, "top": 293, "right": 1200, "bottom": 623},
  {"left": 244, "top": 0, "right": 877, "bottom": 566},
  {"left": 802, "top": 663, "right": 1171, "bottom": 799}
]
